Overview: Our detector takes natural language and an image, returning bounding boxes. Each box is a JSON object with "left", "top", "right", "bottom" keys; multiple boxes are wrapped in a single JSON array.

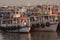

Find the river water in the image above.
[{"left": 0, "top": 31, "right": 60, "bottom": 40}]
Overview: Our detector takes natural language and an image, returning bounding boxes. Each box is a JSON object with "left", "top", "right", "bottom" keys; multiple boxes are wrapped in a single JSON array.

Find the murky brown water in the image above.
[{"left": 0, "top": 31, "right": 60, "bottom": 40}]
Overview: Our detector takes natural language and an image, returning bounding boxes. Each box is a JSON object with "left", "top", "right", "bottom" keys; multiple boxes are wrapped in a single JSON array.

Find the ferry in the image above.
[
  {"left": 0, "top": 9, "right": 31, "bottom": 32},
  {"left": 30, "top": 14, "right": 58, "bottom": 31},
  {"left": 29, "top": 5, "right": 59, "bottom": 31}
]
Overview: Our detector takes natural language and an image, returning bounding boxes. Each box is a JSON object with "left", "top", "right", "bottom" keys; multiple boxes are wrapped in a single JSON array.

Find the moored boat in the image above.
[
  {"left": 0, "top": 8, "right": 31, "bottom": 32},
  {"left": 30, "top": 15, "right": 59, "bottom": 31}
]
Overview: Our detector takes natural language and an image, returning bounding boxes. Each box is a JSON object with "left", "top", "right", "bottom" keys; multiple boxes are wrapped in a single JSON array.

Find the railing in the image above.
[{"left": 0, "top": 17, "right": 31, "bottom": 27}]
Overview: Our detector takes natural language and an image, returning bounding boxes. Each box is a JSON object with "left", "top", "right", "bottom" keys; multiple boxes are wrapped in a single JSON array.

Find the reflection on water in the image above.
[
  {"left": 31, "top": 32, "right": 57, "bottom": 40},
  {"left": 0, "top": 32, "right": 60, "bottom": 40},
  {"left": 0, "top": 32, "right": 31, "bottom": 40}
]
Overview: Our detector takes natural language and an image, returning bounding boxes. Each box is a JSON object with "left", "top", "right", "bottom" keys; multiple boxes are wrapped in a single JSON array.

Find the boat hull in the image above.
[
  {"left": 32, "top": 23, "right": 58, "bottom": 32},
  {"left": 5, "top": 27, "right": 31, "bottom": 32}
]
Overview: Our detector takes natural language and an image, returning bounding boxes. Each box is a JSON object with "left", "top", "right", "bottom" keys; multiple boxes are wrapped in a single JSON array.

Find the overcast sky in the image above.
[{"left": 0, "top": 0, "right": 60, "bottom": 6}]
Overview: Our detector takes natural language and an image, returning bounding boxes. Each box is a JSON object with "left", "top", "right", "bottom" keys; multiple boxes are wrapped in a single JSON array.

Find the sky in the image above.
[{"left": 0, "top": 0, "right": 60, "bottom": 6}]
